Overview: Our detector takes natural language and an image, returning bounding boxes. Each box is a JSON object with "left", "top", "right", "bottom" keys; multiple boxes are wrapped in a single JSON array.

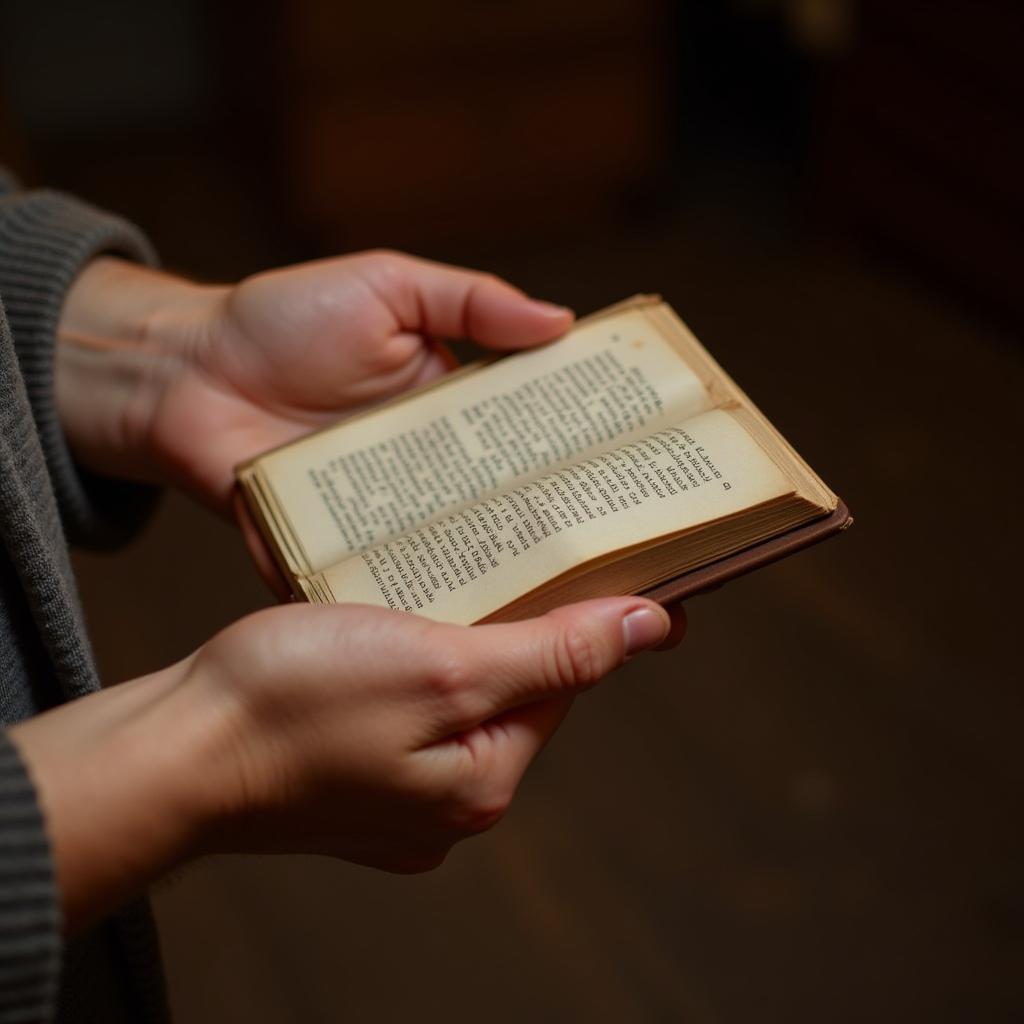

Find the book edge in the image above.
[{"left": 639, "top": 500, "right": 852, "bottom": 606}]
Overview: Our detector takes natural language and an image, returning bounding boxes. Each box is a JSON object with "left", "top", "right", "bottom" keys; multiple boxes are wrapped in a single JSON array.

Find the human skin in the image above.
[{"left": 10, "top": 252, "right": 685, "bottom": 935}]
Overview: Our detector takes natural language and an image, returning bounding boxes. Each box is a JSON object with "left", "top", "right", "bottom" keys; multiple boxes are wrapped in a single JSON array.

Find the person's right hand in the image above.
[{"left": 10, "top": 596, "right": 674, "bottom": 934}]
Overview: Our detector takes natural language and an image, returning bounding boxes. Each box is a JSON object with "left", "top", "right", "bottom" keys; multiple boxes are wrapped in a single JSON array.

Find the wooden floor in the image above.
[{"left": 74, "top": 196, "right": 1024, "bottom": 1021}]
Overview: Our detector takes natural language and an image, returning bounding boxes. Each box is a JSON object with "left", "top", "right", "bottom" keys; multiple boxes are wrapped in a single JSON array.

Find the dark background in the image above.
[{"left": 2, "top": 1, "right": 1022, "bottom": 1020}]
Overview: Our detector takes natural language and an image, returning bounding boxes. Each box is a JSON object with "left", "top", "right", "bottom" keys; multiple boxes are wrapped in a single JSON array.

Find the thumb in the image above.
[
  {"left": 357, "top": 252, "right": 575, "bottom": 350},
  {"left": 431, "top": 597, "right": 671, "bottom": 724}
]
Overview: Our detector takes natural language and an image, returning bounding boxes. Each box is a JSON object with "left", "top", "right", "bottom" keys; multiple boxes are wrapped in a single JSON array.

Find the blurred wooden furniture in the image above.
[{"left": 279, "top": 1, "right": 670, "bottom": 251}]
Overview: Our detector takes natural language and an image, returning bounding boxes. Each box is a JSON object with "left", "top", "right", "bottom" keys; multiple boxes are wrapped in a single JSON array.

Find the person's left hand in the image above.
[{"left": 57, "top": 251, "right": 573, "bottom": 512}]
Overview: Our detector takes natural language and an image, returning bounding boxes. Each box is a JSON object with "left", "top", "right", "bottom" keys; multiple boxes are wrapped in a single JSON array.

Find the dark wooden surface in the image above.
[{"left": 73, "top": 199, "right": 1024, "bottom": 1021}]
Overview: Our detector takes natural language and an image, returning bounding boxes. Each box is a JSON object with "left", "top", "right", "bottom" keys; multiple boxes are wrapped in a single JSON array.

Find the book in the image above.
[{"left": 237, "top": 295, "right": 851, "bottom": 625}]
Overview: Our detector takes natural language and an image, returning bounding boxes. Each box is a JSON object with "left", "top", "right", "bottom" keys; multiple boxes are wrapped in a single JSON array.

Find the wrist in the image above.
[
  {"left": 8, "top": 657, "right": 237, "bottom": 934},
  {"left": 60, "top": 257, "right": 213, "bottom": 346},
  {"left": 56, "top": 258, "right": 227, "bottom": 483}
]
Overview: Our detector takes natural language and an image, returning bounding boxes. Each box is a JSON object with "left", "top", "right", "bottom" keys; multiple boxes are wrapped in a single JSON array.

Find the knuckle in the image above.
[
  {"left": 420, "top": 651, "right": 477, "bottom": 722},
  {"left": 422, "top": 650, "right": 468, "bottom": 696},
  {"left": 463, "top": 272, "right": 505, "bottom": 324},
  {"left": 550, "top": 624, "right": 600, "bottom": 690}
]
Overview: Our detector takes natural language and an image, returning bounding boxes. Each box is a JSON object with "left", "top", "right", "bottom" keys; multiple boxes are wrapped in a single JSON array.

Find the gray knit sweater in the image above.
[{"left": 0, "top": 171, "right": 168, "bottom": 1022}]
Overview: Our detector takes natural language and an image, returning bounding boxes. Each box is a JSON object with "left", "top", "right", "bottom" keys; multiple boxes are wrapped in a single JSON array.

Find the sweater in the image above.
[{"left": 0, "top": 170, "right": 169, "bottom": 1023}]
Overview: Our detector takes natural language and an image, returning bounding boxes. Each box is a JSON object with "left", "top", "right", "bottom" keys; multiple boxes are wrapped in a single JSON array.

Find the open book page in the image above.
[
  {"left": 251, "top": 307, "right": 714, "bottom": 575},
  {"left": 303, "top": 407, "right": 796, "bottom": 625}
]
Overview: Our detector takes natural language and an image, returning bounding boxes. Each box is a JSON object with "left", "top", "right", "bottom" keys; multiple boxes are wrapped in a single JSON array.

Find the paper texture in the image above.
[{"left": 308, "top": 408, "right": 791, "bottom": 624}]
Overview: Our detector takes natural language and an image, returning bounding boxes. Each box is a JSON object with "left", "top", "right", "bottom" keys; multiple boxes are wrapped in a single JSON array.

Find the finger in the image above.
[
  {"left": 420, "top": 696, "right": 574, "bottom": 835},
  {"left": 426, "top": 596, "right": 671, "bottom": 727},
  {"left": 358, "top": 251, "right": 574, "bottom": 350},
  {"left": 654, "top": 604, "right": 688, "bottom": 651},
  {"left": 232, "top": 489, "right": 294, "bottom": 602},
  {"left": 403, "top": 339, "right": 459, "bottom": 392},
  {"left": 429, "top": 338, "right": 460, "bottom": 372},
  {"left": 468, "top": 695, "right": 574, "bottom": 783}
]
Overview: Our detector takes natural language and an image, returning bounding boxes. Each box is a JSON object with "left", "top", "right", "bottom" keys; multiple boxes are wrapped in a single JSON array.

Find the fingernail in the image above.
[
  {"left": 528, "top": 299, "right": 574, "bottom": 319},
  {"left": 622, "top": 607, "right": 670, "bottom": 657}
]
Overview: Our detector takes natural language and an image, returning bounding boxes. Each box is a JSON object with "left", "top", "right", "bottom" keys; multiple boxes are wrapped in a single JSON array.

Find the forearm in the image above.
[{"left": 8, "top": 660, "right": 230, "bottom": 936}]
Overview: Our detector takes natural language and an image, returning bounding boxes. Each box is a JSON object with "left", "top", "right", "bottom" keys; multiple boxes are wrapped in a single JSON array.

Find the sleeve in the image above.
[
  {"left": 0, "top": 730, "right": 60, "bottom": 1024},
  {"left": 0, "top": 172, "right": 161, "bottom": 549}
]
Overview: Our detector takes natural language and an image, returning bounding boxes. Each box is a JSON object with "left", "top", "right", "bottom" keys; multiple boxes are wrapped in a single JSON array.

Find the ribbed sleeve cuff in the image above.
[
  {"left": 0, "top": 731, "right": 60, "bottom": 1024},
  {"left": 0, "top": 189, "right": 161, "bottom": 549}
]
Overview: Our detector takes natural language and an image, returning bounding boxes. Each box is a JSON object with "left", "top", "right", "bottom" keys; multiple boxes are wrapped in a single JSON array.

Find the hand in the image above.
[
  {"left": 10, "top": 596, "right": 672, "bottom": 933},
  {"left": 57, "top": 251, "right": 573, "bottom": 512}
]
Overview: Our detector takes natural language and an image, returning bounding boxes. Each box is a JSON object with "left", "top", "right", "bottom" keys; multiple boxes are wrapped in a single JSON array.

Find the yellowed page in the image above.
[
  {"left": 306, "top": 408, "right": 794, "bottom": 624},
  {"left": 256, "top": 308, "right": 712, "bottom": 574}
]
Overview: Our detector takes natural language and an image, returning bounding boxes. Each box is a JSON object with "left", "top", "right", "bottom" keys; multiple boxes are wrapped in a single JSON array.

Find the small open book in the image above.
[{"left": 237, "top": 296, "right": 850, "bottom": 625}]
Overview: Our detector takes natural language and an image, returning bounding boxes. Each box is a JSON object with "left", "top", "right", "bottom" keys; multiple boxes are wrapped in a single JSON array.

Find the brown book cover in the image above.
[{"left": 641, "top": 501, "right": 852, "bottom": 605}]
